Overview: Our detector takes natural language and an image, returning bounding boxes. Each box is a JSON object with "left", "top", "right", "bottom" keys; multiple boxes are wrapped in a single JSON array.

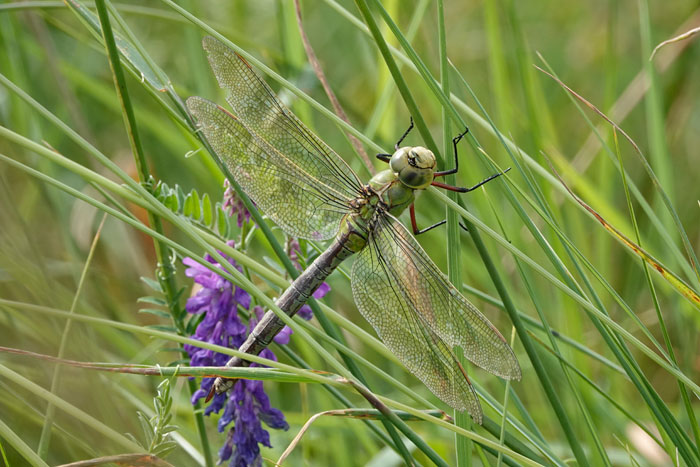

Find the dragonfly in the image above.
[{"left": 187, "top": 36, "right": 520, "bottom": 423}]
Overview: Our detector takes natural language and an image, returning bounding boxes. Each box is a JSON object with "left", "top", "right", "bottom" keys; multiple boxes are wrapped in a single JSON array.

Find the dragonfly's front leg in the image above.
[
  {"left": 376, "top": 153, "right": 392, "bottom": 163},
  {"left": 376, "top": 117, "right": 416, "bottom": 162},
  {"left": 393, "top": 117, "right": 414, "bottom": 150},
  {"left": 431, "top": 124, "right": 508, "bottom": 189},
  {"left": 433, "top": 126, "right": 469, "bottom": 178}
]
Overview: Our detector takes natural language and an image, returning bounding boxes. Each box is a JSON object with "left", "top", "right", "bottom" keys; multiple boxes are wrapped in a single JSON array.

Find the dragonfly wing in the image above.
[
  {"left": 352, "top": 217, "right": 481, "bottom": 419},
  {"left": 379, "top": 214, "right": 520, "bottom": 380},
  {"left": 352, "top": 214, "right": 520, "bottom": 408},
  {"left": 200, "top": 36, "right": 363, "bottom": 201},
  {"left": 187, "top": 96, "right": 352, "bottom": 240}
]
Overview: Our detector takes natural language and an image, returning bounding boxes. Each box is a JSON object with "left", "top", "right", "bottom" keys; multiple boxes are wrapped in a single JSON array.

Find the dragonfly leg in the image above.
[
  {"left": 394, "top": 117, "right": 414, "bottom": 150},
  {"left": 411, "top": 203, "right": 444, "bottom": 235},
  {"left": 410, "top": 203, "right": 469, "bottom": 235},
  {"left": 434, "top": 126, "right": 469, "bottom": 177},
  {"left": 431, "top": 167, "right": 510, "bottom": 193},
  {"left": 377, "top": 117, "right": 415, "bottom": 162}
]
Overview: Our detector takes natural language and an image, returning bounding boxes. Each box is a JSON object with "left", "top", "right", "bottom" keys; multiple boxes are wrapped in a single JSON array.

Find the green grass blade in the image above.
[
  {"left": 36, "top": 215, "right": 106, "bottom": 459},
  {"left": 0, "top": 398, "right": 50, "bottom": 467},
  {"left": 0, "top": 364, "right": 144, "bottom": 453},
  {"left": 364, "top": 0, "right": 429, "bottom": 141},
  {"left": 353, "top": 0, "right": 438, "bottom": 155},
  {"left": 487, "top": 194, "right": 611, "bottom": 465},
  {"left": 435, "top": 0, "right": 470, "bottom": 463},
  {"left": 92, "top": 3, "right": 213, "bottom": 464}
]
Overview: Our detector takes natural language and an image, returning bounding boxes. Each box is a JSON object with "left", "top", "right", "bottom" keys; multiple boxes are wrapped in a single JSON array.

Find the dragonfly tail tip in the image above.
[{"left": 205, "top": 384, "right": 217, "bottom": 403}]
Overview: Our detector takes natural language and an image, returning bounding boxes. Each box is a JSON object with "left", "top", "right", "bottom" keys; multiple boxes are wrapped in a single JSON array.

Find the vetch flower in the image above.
[
  {"left": 223, "top": 179, "right": 252, "bottom": 228},
  {"left": 216, "top": 318, "right": 289, "bottom": 467},
  {"left": 183, "top": 241, "right": 288, "bottom": 466},
  {"left": 287, "top": 238, "right": 302, "bottom": 271},
  {"left": 215, "top": 348, "right": 288, "bottom": 467}
]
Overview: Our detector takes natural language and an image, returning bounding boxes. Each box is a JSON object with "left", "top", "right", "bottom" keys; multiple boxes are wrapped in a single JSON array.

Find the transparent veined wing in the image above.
[
  {"left": 187, "top": 96, "right": 354, "bottom": 240},
  {"left": 371, "top": 214, "right": 520, "bottom": 380},
  {"left": 200, "top": 36, "right": 363, "bottom": 202},
  {"left": 352, "top": 215, "right": 480, "bottom": 419},
  {"left": 351, "top": 214, "right": 520, "bottom": 417}
]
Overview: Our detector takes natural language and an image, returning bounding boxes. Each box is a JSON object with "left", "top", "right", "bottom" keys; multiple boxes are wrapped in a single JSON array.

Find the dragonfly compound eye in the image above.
[{"left": 390, "top": 147, "right": 436, "bottom": 190}]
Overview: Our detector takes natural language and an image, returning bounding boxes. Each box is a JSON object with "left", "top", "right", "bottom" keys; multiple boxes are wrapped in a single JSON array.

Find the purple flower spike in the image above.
[
  {"left": 287, "top": 237, "right": 302, "bottom": 271},
  {"left": 218, "top": 349, "right": 289, "bottom": 467},
  {"left": 183, "top": 241, "right": 288, "bottom": 466},
  {"left": 223, "top": 179, "right": 252, "bottom": 228}
]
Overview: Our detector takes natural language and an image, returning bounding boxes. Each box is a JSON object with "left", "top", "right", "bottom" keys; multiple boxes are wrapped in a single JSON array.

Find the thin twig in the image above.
[
  {"left": 277, "top": 411, "right": 328, "bottom": 465},
  {"left": 650, "top": 25, "right": 700, "bottom": 60},
  {"left": 57, "top": 453, "right": 174, "bottom": 467},
  {"left": 293, "top": 0, "right": 375, "bottom": 174}
]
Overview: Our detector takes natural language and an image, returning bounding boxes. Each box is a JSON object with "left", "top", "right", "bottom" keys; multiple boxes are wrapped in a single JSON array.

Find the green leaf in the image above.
[
  {"left": 217, "top": 205, "right": 228, "bottom": 237},
  {"left": 164, "top": 192, "right": 178, "bottom": 212},
  {"left": 152, "top": 179, "right": 163, "bottom": 198},
  {"left": 190, "top": 189, "right": 201, "bottom": 220},
  {"left": 138, "top": 309, "right": 171, "bottom": 318},
  {"left": 140, "top": 277, "right": 163, "bottom": 293},
  {"left": 183, "top": 193, "right": 194, "bottom": 218},
  {"left": 176, "top": 185, "right": 186, "bottom": 209},
  {"left": 202, "top": 193, "right": 212, "bottom": 226},
  {"left": 136, "top": 411, "right": 154, "bottom": 444},
  {"left": 137, "top": 296, "right": 167, "bottom": 306}
]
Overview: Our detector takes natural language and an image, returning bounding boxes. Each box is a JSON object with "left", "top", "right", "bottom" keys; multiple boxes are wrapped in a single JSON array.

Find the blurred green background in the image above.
[{"left": 0, "top": 0, "right": 699, "bottom": 466}]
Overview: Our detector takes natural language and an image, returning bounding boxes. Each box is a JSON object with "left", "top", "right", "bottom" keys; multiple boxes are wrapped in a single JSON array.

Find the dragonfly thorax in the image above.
[{"left": 389, "top": 146, "right": 436, "bottom": 190}]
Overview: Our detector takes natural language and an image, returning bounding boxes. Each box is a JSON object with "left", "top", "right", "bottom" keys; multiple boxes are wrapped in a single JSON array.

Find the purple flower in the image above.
[
  {"left": 287, "top": 238, "right": 302, "bottom": 270},
  {"left": 223, "top": 179, "right": 252, "bottom": 228},
  {"left": 183, "top": 241, "right": 288, "bottom": 466},
  {"left": 216, "top": 348, "right": 288, "bottom": 467}
]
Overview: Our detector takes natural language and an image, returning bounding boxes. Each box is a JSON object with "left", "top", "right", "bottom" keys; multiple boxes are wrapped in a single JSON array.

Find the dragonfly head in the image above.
[{"left": 390, "top": 146, "right": 436, "bottom": 190}]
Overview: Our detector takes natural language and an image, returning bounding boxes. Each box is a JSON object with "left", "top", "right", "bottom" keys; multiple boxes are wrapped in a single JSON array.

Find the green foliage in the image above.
[
  {"left": 126, "top": 377, "right": 179, "bottom": 458},
  {"left": 152, "top": 178, "right": 231, "bottom": 238}
]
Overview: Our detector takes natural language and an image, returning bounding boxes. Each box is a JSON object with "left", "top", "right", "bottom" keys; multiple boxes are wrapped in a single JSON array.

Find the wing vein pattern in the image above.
[
  {"left": 187, "top": 36, "right": 364, "bottom": 240},
  {"left": 197, "top": 36, "right": 363, "bottom": 237},
  {"left": 188, "top": 36, "right": 520, "bottom": 416},
  {"left": 188, "top": 96, "right": 352, "bottom": 240},
  {"left": 352, "top": 213, "right": 520, "bottom": 418}
]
